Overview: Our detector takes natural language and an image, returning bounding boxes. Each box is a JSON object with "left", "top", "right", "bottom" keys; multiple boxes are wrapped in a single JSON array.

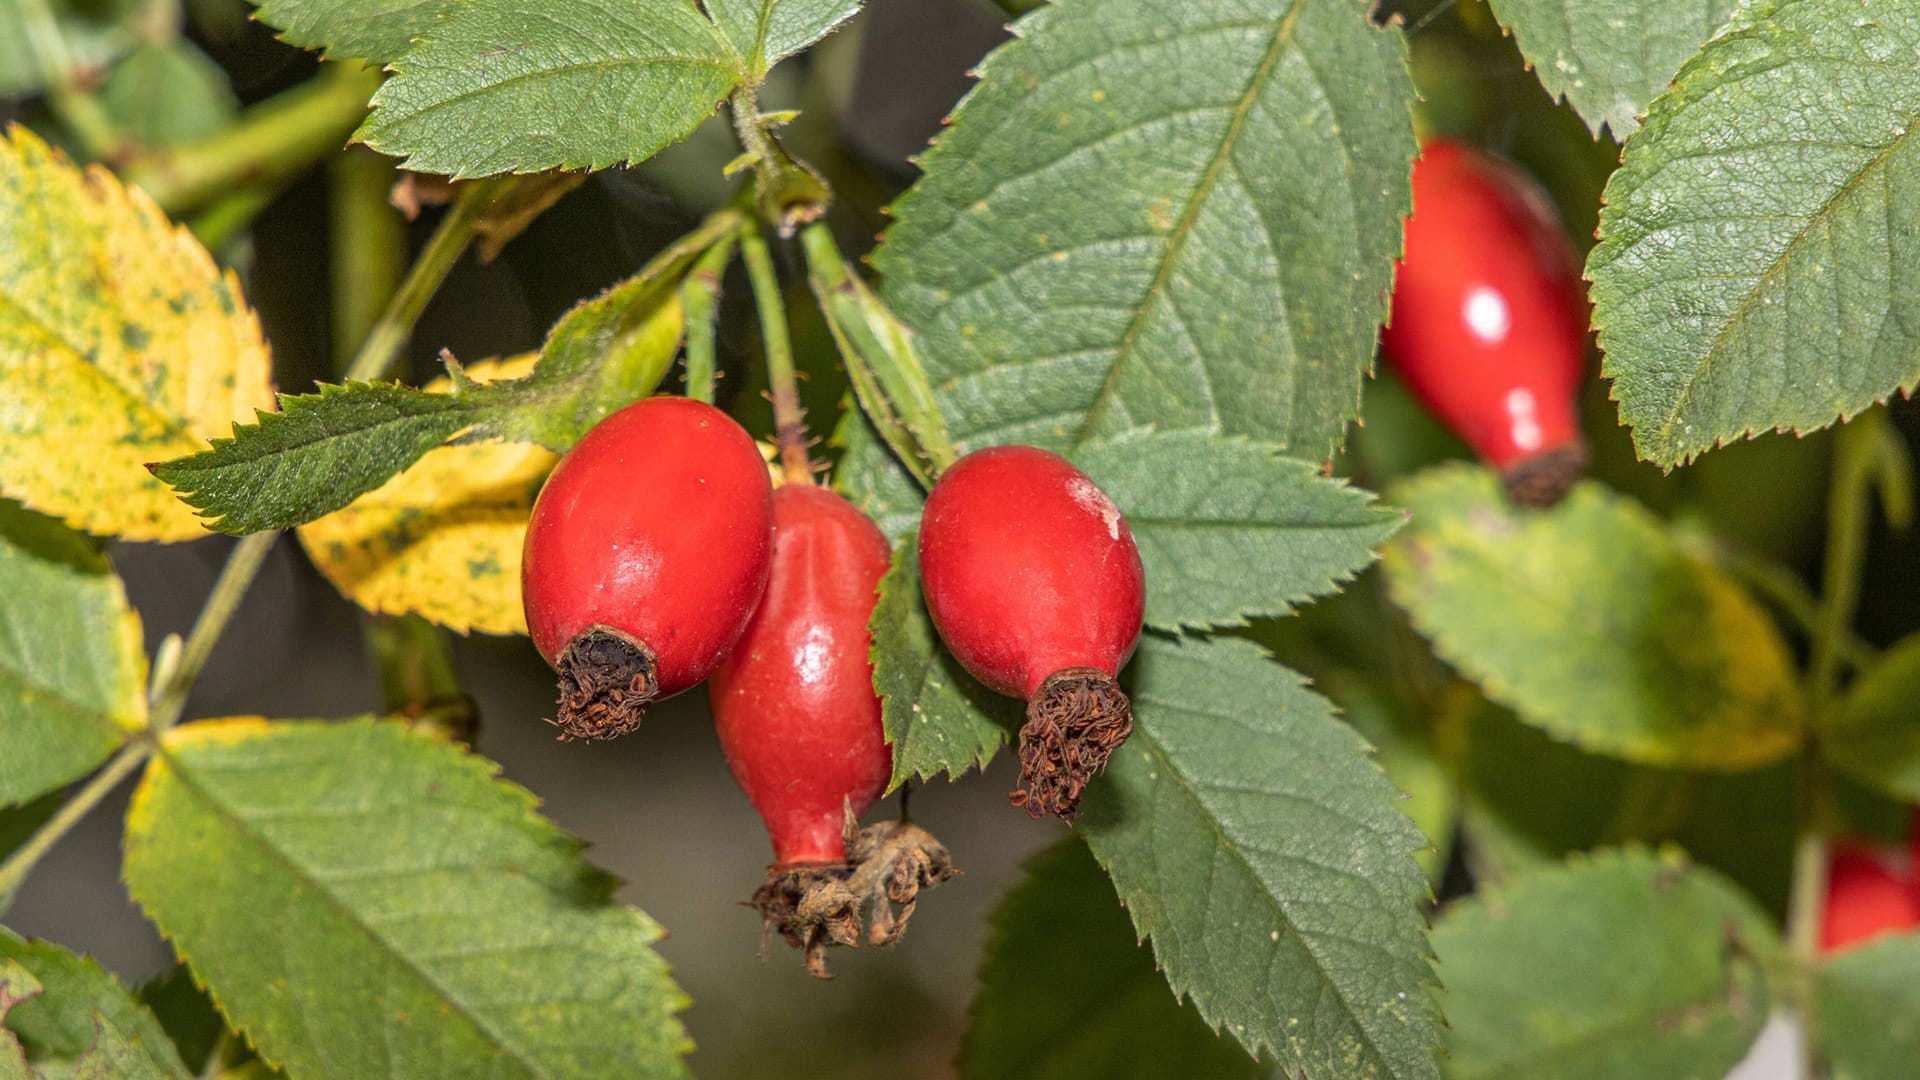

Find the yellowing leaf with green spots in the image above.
[
  {"left": 297, "top": 356, "right": 554, "bottom": 636},
  {"left": 0, "top": 125, "right": 274, "bottom": 542}
]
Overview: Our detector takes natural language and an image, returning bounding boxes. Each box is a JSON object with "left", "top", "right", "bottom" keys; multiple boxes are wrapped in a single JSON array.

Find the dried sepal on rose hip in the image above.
[
  {"left": 917, "top": 445, "right": 1146, "bottom": 821},
  {"left": 708, "top": 483, "right": 955, "bottom": 977},
  {"left": 522, "top": 396, "right": 775, "bottom": 739},
  {"left": 1382, "top": 136, "right": 1592, "bottom": 507}
]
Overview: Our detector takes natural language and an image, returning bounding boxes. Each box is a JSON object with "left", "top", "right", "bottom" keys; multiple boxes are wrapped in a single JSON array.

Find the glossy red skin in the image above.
[
  {"left": 918, "top": 446, "right": 1144, "bottom": 699},
  {"left": 708, "top": 485, "right": 893, "bottom": 866},
  {"left": 1382, "top": 137, "right": 1589, "bottom": 470},
  {"left": 522, "top": 396, "right": 774, "bottom": 697},
  {"left": 1820, "top": 845, "right": 1920, "bottom": 953}
]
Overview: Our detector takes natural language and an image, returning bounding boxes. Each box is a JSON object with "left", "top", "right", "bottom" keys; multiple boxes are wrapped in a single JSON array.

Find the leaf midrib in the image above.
[
  {"left": 1068, "top": 0, "right": 1306, "bottom": 448},
  {"left": 150, "top": 746, "right": 549, "bottom": 1079},
  {"left": 1125, "top": 710, "right": 1407, "bottom": 1076}
]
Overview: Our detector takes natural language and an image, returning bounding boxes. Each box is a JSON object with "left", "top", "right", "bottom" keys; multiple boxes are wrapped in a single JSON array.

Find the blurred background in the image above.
[{"left": 3, "top": 0, "right": 1917, "bottom": 1077}]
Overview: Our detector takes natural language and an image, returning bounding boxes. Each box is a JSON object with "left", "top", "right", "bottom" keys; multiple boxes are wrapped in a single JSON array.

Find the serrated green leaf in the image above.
[
  {"left": 0, "top": 960, "right": 41, "bottom": 1080},
  {"left": 98, "top": 41, "right": 239, "bottom": 149},
  {"left": 1433, "top": 847, "right": 1775, "bottom": 1080},
  {"left": 360, "top": 0, "right": 741, "bottom": 178},
  {"left": 154, "top": 214, "right": 721, "bottom": 535},
  {"left": 133, "top": 969, "right": 223, "bottom": 1076},
  {"left": 869, "top": 535, "right": 1019, "bottom": 788},
  {"left": 251, "top": 0, "right": 451, "bottom": 64},
  {"left": 704, "top": 0, "right": 860, "bottom": 77},
  {"left": 1824, "top": 632, "right": 1920, "bottom": 802},
  {"left": 1071, "top": 430, "right": 1402, "bottom": 630},
  {"left": 149, "top": 383, "right": 483, "bottom": 536},
  {"left": 1079, "top": 634, "right": 1440, "bottom": 1077},
  {"left": 1586, "top": 0, "right": 1920, "bottom": 466},
  {"left": 874, "top": 0, "right": 1414, "bottom": 462},
  {"left": 123, "top": 717, "right": 691, "bottom": 1080},
  {"left": 1383, "top": 465, "right": 1803, "bottom": 770},
  {"left": 1484, "top": 0, "right": 1740, "bottom": 137},
  {"left": 829, "top": 409, "right": 927, "bottom": 543},
  {"left": 961, "top": 840, "right": 1263, "bottom": 1080},
  {"left": 0, "top": 929, "right": 191, "bottom": 1079},
  {"left": 1816, "top": 932, "right": 1920, "bottom": 1080},
  {"left": 0, "top": 500, "right": 145, "bottom": 807}
]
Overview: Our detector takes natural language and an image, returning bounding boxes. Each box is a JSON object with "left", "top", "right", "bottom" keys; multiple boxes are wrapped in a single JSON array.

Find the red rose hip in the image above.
[
  {"left": 522, "top": 395, "right": 774, "bottom": 740},
  {"left": 1382, "top": 136, "right": 1590, "bottom": 507},
  {"left": 1820, "top": 844, "right": 1920, "bottom": 954},
  {"left": 709, "top": 484, "right": 893, "bottom": 867},
  {"left": 918, "top": 445, "right": 1145, "bottom": 820}
]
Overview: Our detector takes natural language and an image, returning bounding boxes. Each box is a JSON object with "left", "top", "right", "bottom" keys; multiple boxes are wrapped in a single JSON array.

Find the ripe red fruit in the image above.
[
  {"left": 1820, "top": 844, "right": 1920, "bottom": 953},
  {"left": 709, "top": 484, "right": 893, "bottom": 867},
  {"left": 918, "top": 445, "right": 1145, "bottom": 820},
  {"left": 522, "top": 396, "right": 774, "bottom": 740},
  {"left": 1382, "top": 136, "right": 1590, "bottom": 507}
]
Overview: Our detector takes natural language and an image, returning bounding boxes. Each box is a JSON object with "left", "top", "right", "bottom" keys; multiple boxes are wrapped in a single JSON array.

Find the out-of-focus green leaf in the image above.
[{"left": 1816, "top": 932, "right": 1920, "bottom": 1079}]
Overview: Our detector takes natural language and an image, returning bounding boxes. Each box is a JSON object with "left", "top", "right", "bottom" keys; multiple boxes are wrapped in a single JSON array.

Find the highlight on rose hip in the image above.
[{"left": 2, "top": 1, "right": 1918, "bottom": 1078}]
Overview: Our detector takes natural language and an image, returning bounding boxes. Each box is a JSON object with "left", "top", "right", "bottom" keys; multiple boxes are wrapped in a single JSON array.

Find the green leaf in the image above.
[
  {"left": 149, "top": 382, "right": 483, "bottom": 536},
  {"left": 154, "top": 216, "right": 719, "bottom": 535},
  {"left": 1382, "top": 465, "right": 1803, "bottom": 770},
  {"left": 123, "top": 717, "right": 691, "bottom": 1080},
  {"left": 961, "top": 840, "right": 1263, "bottom": 1080},
  {"left": 873, "top": 0, "right": 1415, "bottom": 462},
  {"left": 251, "top": 0, "right": 451, "bottom": 65},
  {"left": 1825, "top": 632, "right": 1920, "bottom": 802},
  {"left": 1816, "top": 933, "right": 1920, "bottom": 1080},
  {"left": 360, "top": 0, "right": 741, "bottom": 178},
  {"left": 869, "top": 535, "right": 1019, "bottom": 788},
  {"left": 1433, "top": 847, "right": 1775, "bottom": 1080},
  {"left": 704, "top": 0, "right": 861, "bottom": 77},
  {"left": 1483, "top": 0, "right": 1740, "bottom": 137},
  {"left": 1079, "top": 634, "right": 1440, "bottom": 1077},
  {"left": 1586, "top": 0, "right": 1920, "bottom": 467},
  {"left": 133, "top": 969, "right": 223, "bottom": 1076},
  {"left": 1071, "top": 430, "right": 1401, "bottom": 630},
  {"left": 0, "top": 0, "right": 141, "bottom": 96},
  {"left": 0, "top": 499, "right": 144, "bottom": 807},
  {"left": 829, "top": 408, "right": 927, "bottom": 543},
  {"left": 0, "top": 961, "right": 41, "bottom": 1080},
  {"left": 97, "top": 41, "right": 239, "bottom": 149},
  {"left": 0, "top": 929, "right": 191, "bottom": 1078}
]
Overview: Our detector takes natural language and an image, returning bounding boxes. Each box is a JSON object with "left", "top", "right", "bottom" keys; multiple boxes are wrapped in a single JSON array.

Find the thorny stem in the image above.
[
  {"left": 727, "top": 82, "right": 829, "bottom": 235},
  {"left": 0, "top": 182, "right": 498, "bottom": 898},
  {"left": 678, "top": 234, "right": 739, "bottom": 405},
  {"left": 1788, "top": 407, "right": 1887, "bottom": 1079},
  {"left": 739, "top": 219, "right": 814, "bottom": 486}
]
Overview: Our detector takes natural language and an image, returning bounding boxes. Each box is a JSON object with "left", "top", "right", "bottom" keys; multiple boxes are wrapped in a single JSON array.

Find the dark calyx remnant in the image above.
[
  {"left": 1502, "top": 441, "right": 1588, "bottom": 509},
  {"left": 751, "top": 804, "right": 957, "bottom": 979},
  {"left": 551, "top": 626, "right": 658, "bottom": 741},
  {"left": 1012, "top": 666, "right": 1133, "bottom": 822}
]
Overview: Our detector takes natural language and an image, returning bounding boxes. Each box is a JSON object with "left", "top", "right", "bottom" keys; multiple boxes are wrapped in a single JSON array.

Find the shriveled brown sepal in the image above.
[
  {"left": 550, "top": 626, "right": 657, "bottom": 741},
  {"left": 1501, "top": 441, "right": 1588, "bottom": 509},
  {"left": 751, "top": 803, "right": 957, "bottom": 978},
  {"left": 1012, "top": 667, "right": 1132, "bottom": 821}
]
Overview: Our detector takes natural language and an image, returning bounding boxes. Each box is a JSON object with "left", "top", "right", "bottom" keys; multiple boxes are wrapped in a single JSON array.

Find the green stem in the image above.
[
  {"left": 148, "top": 532, "right": 276, "bottom": 733},
  {"left": 0, "top": 742, "right": 151, "bottom": 903},
  {"left": 1787, "top": 758, "right": 1834, "bottom": 1080},
  {"left": 346, "top": 176, "right": 513, "bottom": 383},
  {"left": 798, "top": 221, "right": 958, "bottom": 481},
  {"left": 678, "top": 234, "right": 738, "bottom": 404},
  {"left": 365, "top": 615, "right": 476, "bottom": 742},
  {"left": 329, "top": 148, "right": 407, "bottom": 375},
  {"left": 185, "top": 185, "right": 279, "bottom": 253},
  {"left": 739, "top": 219, "right": 814, "bottom": 485},
  {"left": 727, "top": 82, "right": 829, "bottom": 235},
  {"left": 122, "top": 61, "right": 381, "bottom": 214},
  {"left": 17, "top": 0, "right": 123, "bottom": 158},
  {"left": 1809, "top": 409, "right": 1885, "bottom": 708}
]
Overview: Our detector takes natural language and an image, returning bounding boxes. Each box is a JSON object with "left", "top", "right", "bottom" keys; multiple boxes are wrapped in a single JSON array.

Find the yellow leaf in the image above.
[
  {"left": 297, "top": 356, "right": 556, "bottom": 636},
  {"left": 0, "top": 125, "right": 275, "bottom": 542}
]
